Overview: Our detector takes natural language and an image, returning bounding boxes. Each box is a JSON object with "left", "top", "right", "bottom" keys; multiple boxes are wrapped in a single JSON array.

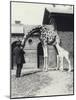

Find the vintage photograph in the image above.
[{"left": 10, "top": 1, "right": 74, "bottom": 98}]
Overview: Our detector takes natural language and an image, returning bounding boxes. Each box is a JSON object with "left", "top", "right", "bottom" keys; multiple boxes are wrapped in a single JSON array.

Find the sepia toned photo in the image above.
[{"left": 10, "top": 1, "right": 74, "bottom": 99}]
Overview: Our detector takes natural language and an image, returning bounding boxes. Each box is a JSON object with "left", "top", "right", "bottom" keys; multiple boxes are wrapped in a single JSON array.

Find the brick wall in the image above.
[
  {"left": 23, "top": 31, "right": 74, "bottom": 69},
  {"left": 11, "top": 31, "right": 74, "bottom": 69}
]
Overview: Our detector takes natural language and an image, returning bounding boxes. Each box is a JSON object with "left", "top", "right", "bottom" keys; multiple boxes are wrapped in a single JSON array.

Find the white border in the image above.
[{"left": 0, "top": 0, "right": 75, "bottom": 100}]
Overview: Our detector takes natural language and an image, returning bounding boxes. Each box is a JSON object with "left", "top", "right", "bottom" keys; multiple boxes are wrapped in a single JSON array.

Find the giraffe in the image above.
[
  {"left": 38, "top": 25, "right": 60, "bottom": 71},
  {"left": 53, "top": 37, "right": 71, "bottom": 72}
]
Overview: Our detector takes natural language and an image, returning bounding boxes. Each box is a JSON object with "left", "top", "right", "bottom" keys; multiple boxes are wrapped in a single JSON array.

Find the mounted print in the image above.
[{"left": 10, "top": 1, "right": 74, "bottom": 99}]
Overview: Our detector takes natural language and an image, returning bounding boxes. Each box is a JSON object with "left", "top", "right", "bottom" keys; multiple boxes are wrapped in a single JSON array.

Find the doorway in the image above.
[{"left": 37, "top": 42, "right": 44, "bottom": 69}]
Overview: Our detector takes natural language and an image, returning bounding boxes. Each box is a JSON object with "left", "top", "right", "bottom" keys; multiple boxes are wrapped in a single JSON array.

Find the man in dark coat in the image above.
[{"left": 13, "top": 41, "right": 25, "bottom": 78}]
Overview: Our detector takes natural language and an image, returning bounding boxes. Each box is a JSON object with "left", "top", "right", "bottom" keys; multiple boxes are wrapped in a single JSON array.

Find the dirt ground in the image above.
[{"left": 11, "top": 69, "right": 74, "bottom": 98}]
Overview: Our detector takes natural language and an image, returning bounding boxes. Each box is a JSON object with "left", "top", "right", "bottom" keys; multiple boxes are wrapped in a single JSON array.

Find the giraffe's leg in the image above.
[
  {"left": 43, "top": 57, "right": 46, "bottom": 71},
  {"left": 68, "top": 61, "right": 71, "bottom": 72},
  {"left": 45, "top": 57, "right": 48, "bottom": 71},
  {"left": 59, "top": 56, "right": 64, "bottom": 71},
  {"left": 56, "top": 55, "right": 60, "bottom": 70},
  {"left": 66, "top": 56, "right": 71, "bottom": 72}
]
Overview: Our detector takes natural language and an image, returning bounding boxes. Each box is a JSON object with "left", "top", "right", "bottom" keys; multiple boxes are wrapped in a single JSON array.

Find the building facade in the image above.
[{"left": 11, "top": 8, "right": 74, "bottom": 70}]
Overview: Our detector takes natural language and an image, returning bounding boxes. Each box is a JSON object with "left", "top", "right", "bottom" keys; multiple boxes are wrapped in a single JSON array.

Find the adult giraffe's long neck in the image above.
[{"left": 21, "top": 35, "right": 27, "bottom": 47}]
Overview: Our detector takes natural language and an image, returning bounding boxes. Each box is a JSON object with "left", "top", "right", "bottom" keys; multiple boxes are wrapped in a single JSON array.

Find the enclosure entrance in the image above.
[
  {"left": 37, "top": 42, "right": 44, "bottom": 69},
  {"left": 11, "top": 41, "right": 18, "bottom": 69}
]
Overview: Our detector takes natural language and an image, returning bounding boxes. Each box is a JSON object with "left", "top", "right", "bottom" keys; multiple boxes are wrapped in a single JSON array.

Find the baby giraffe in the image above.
[{"left": 53, "top": 41, "right": 71, "bottom": 72}]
